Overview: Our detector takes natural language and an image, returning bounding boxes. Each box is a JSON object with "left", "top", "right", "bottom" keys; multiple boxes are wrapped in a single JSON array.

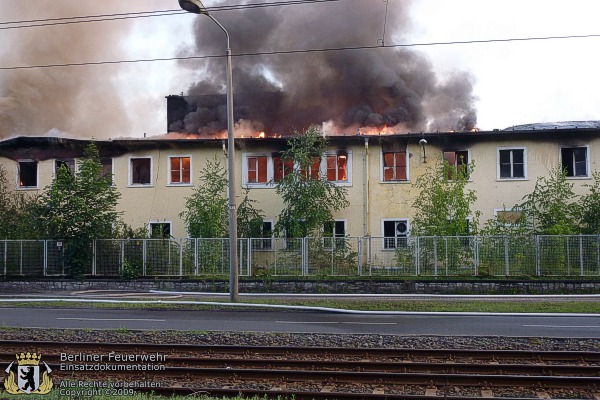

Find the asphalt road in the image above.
[{"left": 1, "top": 307, "right": 600, "bottom": 338}]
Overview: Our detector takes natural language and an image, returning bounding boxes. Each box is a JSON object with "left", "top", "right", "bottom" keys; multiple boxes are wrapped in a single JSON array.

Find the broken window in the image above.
[
  {"left": 55, "top": 159, "right": 75, "bottom": 176},
  {"left": 443, "top": 150, "right": 469, "bottom": 180},
  {"left": 18, "top": 160, "right": 38, "bottom": 188},
  {"left": 130, "top": 157, "right": 152, "bottom": 185},
  {"left": 561, "top": 147, "right": 588, "bottom": 177},
  {"left": 101, "top": 158, "right": 113, "bottom": 183},
  {"left": 149, "top": 222, "right": 171, "bottom": 238}
]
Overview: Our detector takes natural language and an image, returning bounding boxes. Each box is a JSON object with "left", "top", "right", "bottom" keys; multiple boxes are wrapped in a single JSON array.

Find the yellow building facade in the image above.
[{"left": 0, "top": 126, "right": 598, "bottom": 240}]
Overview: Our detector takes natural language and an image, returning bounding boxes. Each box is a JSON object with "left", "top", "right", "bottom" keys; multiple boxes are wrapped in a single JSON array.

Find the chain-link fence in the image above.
[{"left": 2, "top": 235, "right": 600, "bottom": 278}]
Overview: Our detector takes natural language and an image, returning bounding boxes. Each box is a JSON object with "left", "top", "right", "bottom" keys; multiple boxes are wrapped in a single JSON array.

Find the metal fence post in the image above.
[
  {"left": 179, "top": 238, "right": 183, "bottom": 277},
  {"left": 433, "top": 237, "right": 438, "bottom": 276},
  {"left": 579, "top": 235, "right": 584, "bottom": 276},
  {"left": 194, "top": 238, "right": 198, "bottom": 276},
  {"left": 302, "top": 237, "right": 308, "bottom": 276},
  {"left": 368, "top": 236, "right": 372, "bottom": 276},
  {"left": 504, "top": 236, "right": 510, "bottom": 276},
  {"left": 3, "top": 241, "right": 6, "bottom": 276},
  {"left": 142, "top": 239, "right": 147, "bottom": 276},
  {"left": 20, "top": 241, "right": 23, "bottom": 276},
  {"left": 474, "top": 236, "right": 479, "bottom": 276},
  {"left": 357, "top": 237, "right": 363, "bottom": 276},
  {"left": 43, "top": 240, "right": 48, "bottom": 276},
  {"left": 415, "top": 237, "right": 420, "bottom": 276},
  {"left": 535, "top": 235, "right": 541, "bottom": 276},
  {"left": 120, "top": 240, "right": 125, "bottom": 275},
  {"left": 92, "top": 240, "right": 96, "bottom": 276}
]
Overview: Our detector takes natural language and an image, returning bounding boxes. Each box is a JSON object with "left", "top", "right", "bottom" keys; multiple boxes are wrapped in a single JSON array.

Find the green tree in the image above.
[
  {"left": 0, "top": 165, "right": 40, "bottom": 239},
  {"left": 180, "top": 156, "right": 264, "bottom": 238},
  {"left": 412, "top": 160, "right": 479, "bottom": 236},
  {"left": 37, "top": 143, "right": 121, "bottom": 275},
  {"left": 180, "top": 156, "right": 228, "bottom": 238},
  {"left": 237, "top": 188, "right": 265, "bottom": 238},
  {"left": 517, "top": 167, "right": 579, "bottom": 235},
  {"left": 274, "top": 126, "right": 349, "bottom": 238},
  {"left": 576, "top": 171, "right": 600, "bottom": 234}
]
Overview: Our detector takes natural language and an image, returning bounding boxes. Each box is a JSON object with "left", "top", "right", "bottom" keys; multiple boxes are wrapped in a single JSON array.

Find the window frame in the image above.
[
  {"left": 167, "top": 155, "right": 193, "bottom": 186},
  {"left": 148, "top": 221, "right": 172, "bottom": 239},
  {"left": 253, "top": 220, "right": 274, "bottom": 251},
  {"left": 16, "top": 160, "right": 39, "bottom": 190},
  {"left": 560, "top": 145, "right": 590, "bottom": 179},
  {"left": 323, "top": 219, "right": 347, "bottom": 250},
  {"left": 242, "top": 153, "right": 273, "bottom": 188},
  {"left": 100, "top": 158, "right": 114, "bottom": 184},
  {"left": 493, "top": 208, "right": 524, "bottom": 227},
  {"left": 324, "top": 151, "right": 352, "bottom": 185},
  {"left": 54, "top": 158, "right": 76, "bottom": 177},
  {"left": 443, "top": 150, "right": 470, "bottom": 181},
  {"left": 380, "top": 150, "right": 409, "bottom": 183},
  {"left": 496, "top": 147, "right": 527, "bottom": 181},
  {"left": 128, "top": 156, "right": 153, "bottom": 187},
  {"left": 381, "top": 219, "right": 410, "bottom": 250}
]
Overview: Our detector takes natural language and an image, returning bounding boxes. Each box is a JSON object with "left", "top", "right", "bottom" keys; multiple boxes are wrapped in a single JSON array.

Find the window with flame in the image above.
[
  {"left": 382, "top": 151, "right": 407, "bottom": 181},
  {"left": 443, "top": 150, "right": 469, "bottom": 180},
  {"left": 326, "top": 153, "right": 348, "bottom": 182},
  {"left": 247, "top": 156, "right": 268, "bottom": 184},
  {"left": 169, "top": 156, "right": 191, "bottom": 184},
  {"left": 273, "top": 156, "right": 294, "bottom": 182},
  {"left": 17, "top": 160, "right": 38, "bottom": 189}
]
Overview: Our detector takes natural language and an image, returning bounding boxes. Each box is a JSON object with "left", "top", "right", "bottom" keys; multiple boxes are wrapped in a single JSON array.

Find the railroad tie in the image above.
[
  {"left": 320, "top": 385, "right": 335, "bottom": 393},
  {"left": 536, "top": 391, "right": 551, "bottom": 399},
  {"left": 372, "top": 387, "right": 385, "bottom": 395},
  {"left": 480, "top": 389, "right": 494, "bottom": 398},
  {"left": 592, "top": 393, "right": 600, "bottom": 400},
  {"left": 425, "top": 387, "right": 437, "bottom": 396}
]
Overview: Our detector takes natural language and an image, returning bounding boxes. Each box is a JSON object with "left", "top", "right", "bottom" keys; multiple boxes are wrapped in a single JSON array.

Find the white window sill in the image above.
[
  {"left": 496, "top": 178, "right": 528, "bottom": 182},
  {"left": 127, "top": 184, "right": 154, "bottom": 188},
  {"left": 17, "top": 186, "right": 39, "bottom": 191},
  {"left": 167, "top": 183, "right": 193, "bottom": 187},
  {"left": 379, "top": 180, "right": 411, "bottom": 184},
  {"left": 566, "top": 176, "right": 591, "bottom": 180}
]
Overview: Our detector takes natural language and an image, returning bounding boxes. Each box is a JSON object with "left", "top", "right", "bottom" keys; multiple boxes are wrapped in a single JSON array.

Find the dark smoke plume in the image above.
[
  {"left": 0, "top": 1, "right": 142, "bottom": 138},
  {"left": 175, "top": 0, "right": 477, "bottom": 135}
]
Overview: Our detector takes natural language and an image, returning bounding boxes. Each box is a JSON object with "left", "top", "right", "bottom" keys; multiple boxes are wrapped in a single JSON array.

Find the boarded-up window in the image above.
[
  {"left": 273, "top": 156, "right": 294, "bottom": 182},
  {"left": 496, "top": 210, "right": 523, "bottom": 224},
  {"left": 247, "top": 156, "right": 268, "bottom": 183},
  {"left": 382, "top": 152, "right": 407, "bottom": 181}
]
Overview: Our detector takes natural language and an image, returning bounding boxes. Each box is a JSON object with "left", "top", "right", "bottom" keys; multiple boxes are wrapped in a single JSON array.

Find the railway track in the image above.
[{"left": 1, "top": 340, "right": 599, "bottom": 399}]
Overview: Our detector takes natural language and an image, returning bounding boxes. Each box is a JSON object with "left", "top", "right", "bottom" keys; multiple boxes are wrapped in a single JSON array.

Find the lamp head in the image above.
[
  {"left": 178, "top": 0, "right": 208, "bottom": 14},
  {"left": 419, "top": 138, "right": 427, "bottom": 146}
]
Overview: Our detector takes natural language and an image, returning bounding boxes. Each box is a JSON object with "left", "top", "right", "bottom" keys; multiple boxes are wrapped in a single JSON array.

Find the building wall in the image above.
[{"left": 0, "top": 130, "right": 598, "bottom": 239}]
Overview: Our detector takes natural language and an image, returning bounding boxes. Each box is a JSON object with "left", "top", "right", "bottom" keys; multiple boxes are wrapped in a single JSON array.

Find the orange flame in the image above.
[{"left": 257, "top": 131, "right": 266, "bottom": 138}]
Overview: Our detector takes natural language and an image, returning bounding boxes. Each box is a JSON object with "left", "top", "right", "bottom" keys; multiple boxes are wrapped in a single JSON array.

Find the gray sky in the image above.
[{"left": 1, "top": 0, "right": 599, "bottom": 138}]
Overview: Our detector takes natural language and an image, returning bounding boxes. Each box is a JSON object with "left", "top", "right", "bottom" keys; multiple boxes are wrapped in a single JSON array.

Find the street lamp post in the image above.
[{"left": 178, "top": 0, "right": 238, "bottom": 302}]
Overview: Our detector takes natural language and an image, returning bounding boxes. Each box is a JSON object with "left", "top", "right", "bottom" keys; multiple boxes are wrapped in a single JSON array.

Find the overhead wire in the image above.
[
  {"left": 1, "top": 33, "right": 600, "bottom": 71},
  {"left": 0, "top": 0, "right": 344, "bottom": 30}
]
